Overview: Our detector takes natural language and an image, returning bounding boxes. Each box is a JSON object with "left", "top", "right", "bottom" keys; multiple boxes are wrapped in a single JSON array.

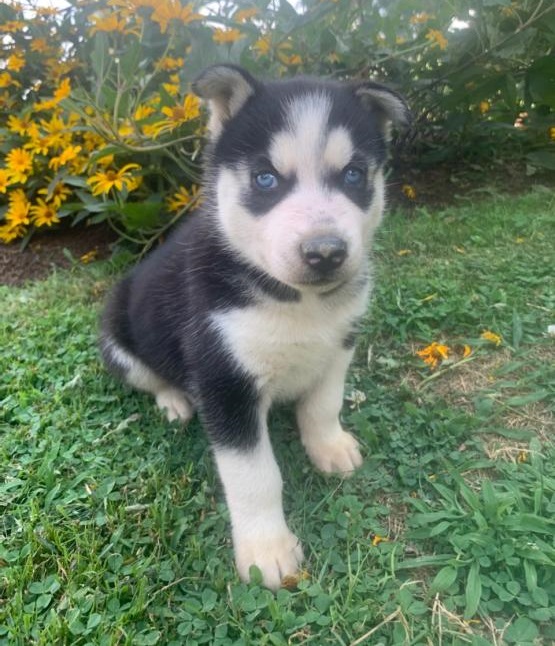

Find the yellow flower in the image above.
[
  {"left": 40, "top": 115, "right": 71, "bottom": 151},
  {"left": 162, "top": 82, "right": 180, "bottom": 97},
  {"left": 7, "top": 53, "right": 25, "bottom": 72},
  {"left": 410, "top": 12, "right": 434, "bottom": 25},
  {"left": 151, "top": 95, "right": 201, "bottom": 137},
  {"left": 462, "top": 344, "right": 472, "bottom": 358},
  {"left": 278, "top": 53, "right": 302, "bottom": 66},
  {"left": 548, "top": 126, "right": 555, "bottom": 141},
  {"left": 3, "top": 20, "right": 26, "bottom": 33},
  {"left": 156, "top": 56, "right": 184, "bottom": 71},
  {"left": 166, "top": 186, "right": 192, "bottom": 213},
  {"left": 118, "top": 120, "right": 135, "bottom": 139},
  {"left": 481, "top": 330, "right": 502, "bottom": 346},
  {"left": 24, "top": 132, "right": 51, "bottom": 156},
  {"left": 416, "top": 342, "right": 450, "bottom": 370},
  {"left": 479, "top": 101, "right": 490, "bottom": 114},
  {"left": 213, "top": 28, "right": 244, "bottom": 44},
  {"left": 30, "top": 199, "right": 60, "bottom": 228},
  {"left": 151, "top": 0, "right": 201, "bottom": 34},
  {"left": 7, "top": 114, "right": 34, "bottom": 136},
  {"left": 517, "top": 450, "right": 528, "bottom": 463},
  {"left": 0, "top": 222, "right": 26, "bottom": 243},
  {"left": 80, "top": 249, "right": 99, "bottom": 264},
  {"left": 30, "top": 37, "right": 51, "bottom": 54},
  {"left": 54, "top": 77, "right": 72, "bottom": 102},
  {"left": 82, "top": 131, "right": 106, "bottom": 152},
  {"left": 34, "top": 77, "right": 72, "bottom": 111},
  {"left": 37, "top": 182, "right": 72, "bottom": 209},
  {"left": 234, "top": 7, "right": 258, "bottom": 22},
  {"left": 48, "top": 145, "right": 82, "bottom": 171},
  {"left": 89, "top": 12, "right": 137, "bottom": 35},
  {"left": 371, "top": 534, "right": 389, "bottom": 547},
  {"left": 0, "top": 72, "right": 21, "bottom": 89},
  {"left": 87, "top": 163, "right": 141, "bottom": 196},
  {"left": 6, "top": 148, "right": 34, "bottom": 184},
  {"left": 134, "top": 104, "right": 156, "bottom": 121},
  {"left": 396, "top": 249, "right": 412, "bottom": 256},
  {"left": 254, "top": 36, "right": 271, "bottom": 56},
  {"left": 402, "top": 184, "right": 417, "bottom": 199},
  {"left": 0, "top": 169, "right": 12, "bottom": 194},
  {"left": 6, "top": 189, "right": 31, "bottom": 226},
  {"left": 425, "top": 29, "right": 448, "bottom": 50}
]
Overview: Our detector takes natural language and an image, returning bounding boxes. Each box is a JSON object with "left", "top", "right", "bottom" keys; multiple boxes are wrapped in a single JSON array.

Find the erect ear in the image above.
[
  {"left": 192, "top": 64, "right": 260, "bottom": 139},
  {"left": 354, "top": 81, "right": 411, "bottom": 136}
]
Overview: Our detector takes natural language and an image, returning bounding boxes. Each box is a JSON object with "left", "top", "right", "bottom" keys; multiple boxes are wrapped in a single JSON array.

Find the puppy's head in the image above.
[{"left": 193, "top": 65, "right": 409, "bottom": 292}]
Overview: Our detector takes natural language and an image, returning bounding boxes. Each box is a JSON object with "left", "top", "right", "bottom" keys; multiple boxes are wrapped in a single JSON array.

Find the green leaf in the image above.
[
  {"left": 523, "top": 560, "right": 537, "bottom": 591},
  {"left": 511, "top": 309, "right": 522, "bottom": 350},
  {"left": 526, "top": 151, "right": 555, "bottom": 171},
  {"left": 503, "top": 513, "right": 555, "bottom": 535},
  {"left": 504, "top": 617, "right": 539, "bottom": 643},
  {"left": 526, "top": 55, "right": 555, "bottom": 107},
  {"left": 464, "top": 561, "right": 482, "bottom": 619},
  {"left": 117, "top": 200, "right": 163, "bottom": 231},
  {"left": 397, "top": 554, "right": 454, "bottom": 570},
  {"left": 429, "top": 566, "right": 458, "bottom": 594}
]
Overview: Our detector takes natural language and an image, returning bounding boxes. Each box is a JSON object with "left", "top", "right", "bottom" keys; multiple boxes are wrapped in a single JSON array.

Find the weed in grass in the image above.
[{"left": 1, "top": 192, "right": 554, "bottom": 644}]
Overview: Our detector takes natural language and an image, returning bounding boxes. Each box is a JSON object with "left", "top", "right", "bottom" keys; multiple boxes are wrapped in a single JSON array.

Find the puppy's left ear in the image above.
[
  {"left": 354, "top": 81, "right": 411, "bottom": 135},
  {"left": 192, "top": 64, "right": 260, "bottom": 139}
]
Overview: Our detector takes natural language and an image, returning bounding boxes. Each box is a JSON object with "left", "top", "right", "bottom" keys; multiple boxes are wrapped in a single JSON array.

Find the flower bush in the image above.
[{"left": 1, "top": 0, "right": 553, "bottom": 245}]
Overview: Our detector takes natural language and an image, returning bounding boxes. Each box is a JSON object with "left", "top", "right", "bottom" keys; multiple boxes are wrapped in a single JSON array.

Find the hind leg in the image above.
[{"left": 101, "top": 337, "right": 194, "bottom": 423}]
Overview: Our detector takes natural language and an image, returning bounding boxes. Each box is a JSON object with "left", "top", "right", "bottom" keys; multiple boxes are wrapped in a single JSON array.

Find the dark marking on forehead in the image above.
[
  {"left": 328, "top": 87, "right": 387, "bottom": 165},
  {"left": 211, "top": 78, "right": 387, "bottom": 168}
]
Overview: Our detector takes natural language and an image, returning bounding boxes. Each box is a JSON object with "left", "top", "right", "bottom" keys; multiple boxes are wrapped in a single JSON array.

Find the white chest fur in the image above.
[{"left": 211, "top": 286, "right": 369, "bottom": 401}]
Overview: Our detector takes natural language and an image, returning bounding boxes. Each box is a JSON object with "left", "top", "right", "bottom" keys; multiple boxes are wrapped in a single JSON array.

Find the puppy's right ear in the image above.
[{"left": 192, "top": 64, "right": 260, "bottom": 139}]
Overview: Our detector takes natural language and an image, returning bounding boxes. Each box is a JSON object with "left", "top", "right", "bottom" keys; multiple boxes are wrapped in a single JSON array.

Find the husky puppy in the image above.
[{"left": 101, "top": 65, "right": 409, "bottom": 590}]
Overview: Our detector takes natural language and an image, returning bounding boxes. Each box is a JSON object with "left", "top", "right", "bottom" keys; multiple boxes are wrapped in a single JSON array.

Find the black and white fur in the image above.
[{"left": 101, "top": 65, "right": 409, "bottom": 590}]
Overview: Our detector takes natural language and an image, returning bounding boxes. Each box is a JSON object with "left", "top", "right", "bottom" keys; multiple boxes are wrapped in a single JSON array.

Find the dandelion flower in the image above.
[
  {"left": 80, "top": 250, "right": 98, "bottom": 264},
  {"left": 402, "top": 184, "right": 417, "bottom": 199},
  {"left": 481, "top": 330, "right": 502, "bottom": 346},
  {"left": 416, "top": 342, "right": 450, "bottom": 369}
]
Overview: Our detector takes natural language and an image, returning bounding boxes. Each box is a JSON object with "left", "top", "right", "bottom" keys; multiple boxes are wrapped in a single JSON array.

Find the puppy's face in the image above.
[{"left": 194, "top": 67, "right": 409, "bottom": 292}]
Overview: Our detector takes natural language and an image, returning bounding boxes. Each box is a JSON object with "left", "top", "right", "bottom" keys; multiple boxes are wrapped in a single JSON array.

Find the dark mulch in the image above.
[
  {"left": 1, "top": 161, "right": 552, "bottom": 287},
  {"left": 0, "top": 223, "right": 117, "bottom": 287}
]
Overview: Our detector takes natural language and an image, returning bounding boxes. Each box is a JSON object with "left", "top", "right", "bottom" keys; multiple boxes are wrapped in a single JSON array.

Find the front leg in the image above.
[
  {"left": 296, "top": 348, "right": 362, "bottom": 475},
  {"left": 200, "top": 376, "right": 303, "bottom": 590}
]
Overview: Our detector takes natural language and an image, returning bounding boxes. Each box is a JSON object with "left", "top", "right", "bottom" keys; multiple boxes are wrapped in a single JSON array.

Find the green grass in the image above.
[{"left": 1, "top": 190, "right": 554, "bottom": 645}]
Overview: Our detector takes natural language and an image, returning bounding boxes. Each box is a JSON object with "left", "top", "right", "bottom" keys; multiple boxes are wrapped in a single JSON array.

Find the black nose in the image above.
[{"left": 300, "top": 236, "right": 348, "bottom": 273}]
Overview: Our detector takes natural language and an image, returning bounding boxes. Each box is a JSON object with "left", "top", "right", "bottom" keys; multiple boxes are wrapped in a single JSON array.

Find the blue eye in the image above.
[
  {"left": 254, "top": 172, "right": 279, "bottom": 190},
  {"left": 343, "top": 166, "right": 364, "bottom": 186}
]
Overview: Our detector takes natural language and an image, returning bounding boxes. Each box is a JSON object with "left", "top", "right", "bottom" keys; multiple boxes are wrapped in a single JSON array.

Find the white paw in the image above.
[
  {"left": 234, "top": 529, "right": 304, "bottom": 591},
  {"left": 155, "top": 388, "right": 193, "bottom": 423},
  {"left": 303, "top": 429, "right": 362, "bottom": 475}
]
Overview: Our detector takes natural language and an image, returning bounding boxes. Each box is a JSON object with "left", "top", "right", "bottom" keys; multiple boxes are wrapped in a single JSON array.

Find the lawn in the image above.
[{"left": 1, "top": 190, "right": 554, "bottom": 646}]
